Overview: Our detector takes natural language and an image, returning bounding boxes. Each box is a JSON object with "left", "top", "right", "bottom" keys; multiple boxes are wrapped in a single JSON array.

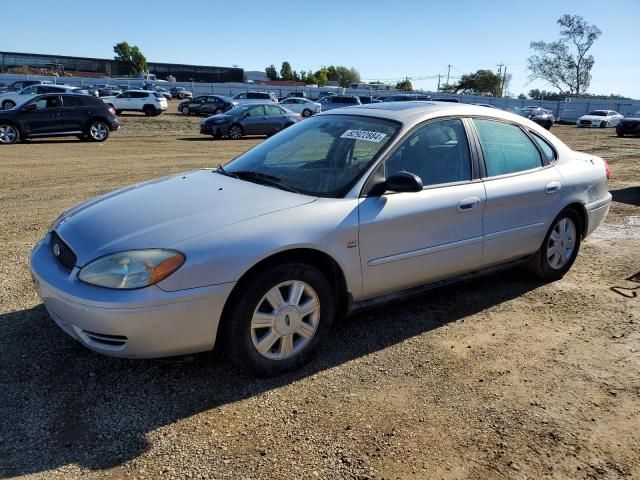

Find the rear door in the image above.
[
  {"left": 359, "top": 118, "right": 486, "bottom": 298},
  {"left": 264, "top": 105, "right": 288, "bottom": 133},
  {"left": 470, "top": 118, "right": 562, "bottom": 267},
  {"left": 59, "top": 95, "right": 89, "bottom": 131}
]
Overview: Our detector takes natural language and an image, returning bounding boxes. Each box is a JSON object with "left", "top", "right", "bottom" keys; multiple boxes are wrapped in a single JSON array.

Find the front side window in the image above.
[
  {"left": 28, "top": 96, "right": 61, "bottom": 110},
  {"left": 118, "top": 92, "right": 132, "bottom": 98},
  {"left": 248, "top": 105, "right": 265, "bottom": 116},
  {"left": 21, "top": 86, "right": 37, "bottom": 95},
  {"left": 225, "top": 115, "right": 399, "bottom": 197},
  {"left": 473, "top": 119, "right": 542, "bottom": 176},
  {"left": 385, "top": 119, "right": 472, "bottom": 186},
  {"left": 234, "top": 92, "right": 247, "bottom": 99}
]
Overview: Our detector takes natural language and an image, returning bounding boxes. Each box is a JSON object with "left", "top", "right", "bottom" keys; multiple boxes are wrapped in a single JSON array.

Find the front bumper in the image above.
[
  {"left": 200, "top": 123, "right": 227, "bottom": 136},
  {"left": 30, "top": 235, "right": 235, "bottom": 359},
  {"left": 616, "top": 123, "right": 640, "bottom": 135},
  {"left": 577, "top": 120, "right": 607, "bottom": 128}
]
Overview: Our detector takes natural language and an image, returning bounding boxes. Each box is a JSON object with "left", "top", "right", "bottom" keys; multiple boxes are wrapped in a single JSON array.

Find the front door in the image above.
[
  {"left": 20, "top": 95, "right": 63, "bottom": 135},
  {"left": 359, "top": 118, "right": 485, "bottom": 298},
  {"left": 242, "top": 105, "right": 267, "bottom": 135}
]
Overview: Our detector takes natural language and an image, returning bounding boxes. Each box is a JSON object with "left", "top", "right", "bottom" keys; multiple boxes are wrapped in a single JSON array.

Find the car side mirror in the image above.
[
  {"left": 244, "top": 111, "right": 252, "bottom": 117},
  {"left": 370, "top": 171, "right": 423, "bottom": 195}
]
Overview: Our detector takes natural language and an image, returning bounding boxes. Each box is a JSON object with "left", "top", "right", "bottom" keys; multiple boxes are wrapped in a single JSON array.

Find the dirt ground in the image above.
[{"left": 0, "top": 102, "right": 638, "bottom": 480}]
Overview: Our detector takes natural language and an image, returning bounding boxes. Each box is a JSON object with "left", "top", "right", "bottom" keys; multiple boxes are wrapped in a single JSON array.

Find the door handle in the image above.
[
  {"left": 545, "top": 181, "right": 562, "bottom": 194},
  {"left": 457, "top": 197, "right": 481, "bottom": 211}
]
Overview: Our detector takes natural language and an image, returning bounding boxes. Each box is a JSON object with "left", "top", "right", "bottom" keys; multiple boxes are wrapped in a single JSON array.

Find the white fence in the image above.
[{"left": 1, "top": 73, "right": 638, "bottom": 123}]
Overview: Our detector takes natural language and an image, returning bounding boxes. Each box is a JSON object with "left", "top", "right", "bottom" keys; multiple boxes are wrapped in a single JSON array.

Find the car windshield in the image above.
[
  {"left": 225, "top": 105, "right": 251, "bottom": 115},
  {"left": 587, "top": 111, "right": 607, "bottom": 116},
  {"left": 224, "top": 115, "right": 400, "bottom": 197}
]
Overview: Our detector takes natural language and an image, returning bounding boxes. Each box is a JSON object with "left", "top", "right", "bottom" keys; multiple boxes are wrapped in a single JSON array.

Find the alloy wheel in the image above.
[
  {"left": 250, "top": 280, "right": 320, "bottom": 360},
  {"left": 229, "top": 125, "right": 243, "bottom": 140},
  {"left": 547, "top": 218, "right": 576, "bottom": 269},
  {"left": 89, "top": 123, "right": 108, "bottom": 141},
  {"left": 0, "top": 125, "right": 17, "bottom": 144}
]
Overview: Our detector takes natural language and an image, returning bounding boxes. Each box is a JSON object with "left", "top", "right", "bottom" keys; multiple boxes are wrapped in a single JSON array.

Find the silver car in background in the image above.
[{"left": 31, "top": 102, "right": 611, "bottom": 375}]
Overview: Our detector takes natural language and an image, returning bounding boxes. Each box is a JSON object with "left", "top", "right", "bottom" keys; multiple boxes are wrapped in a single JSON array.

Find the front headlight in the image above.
[{"left": 78, "top": 249, "right": 185, "bottom": 289}]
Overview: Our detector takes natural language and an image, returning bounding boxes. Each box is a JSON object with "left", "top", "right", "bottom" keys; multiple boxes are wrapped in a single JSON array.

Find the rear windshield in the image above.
[{"left": 225, "top": 115, "right": 400, "bottom": 197}]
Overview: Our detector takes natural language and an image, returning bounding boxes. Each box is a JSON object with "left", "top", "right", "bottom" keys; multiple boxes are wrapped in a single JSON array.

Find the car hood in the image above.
[
  {"left": 203, "top": 113, "right": 235, "bottom": 123},
  {"left": 620, "top": 116, "right": 640, "bottom": 122},
  {"left": 54, "top": 169, "right": 317, "bottom": 265}
]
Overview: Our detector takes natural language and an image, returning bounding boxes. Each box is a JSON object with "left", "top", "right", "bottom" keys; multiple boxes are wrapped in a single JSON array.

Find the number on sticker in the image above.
[{"left": 340, "top": 130, "right": 387, "bottom": 143}]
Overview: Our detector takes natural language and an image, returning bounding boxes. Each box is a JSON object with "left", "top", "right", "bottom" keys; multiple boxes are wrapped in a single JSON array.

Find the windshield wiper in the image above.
[
  {"left": 214, "top": 164, "right": 238, "bottom": 178},
  {"left": 232, "top": 170, "right": 299, "bottom": 194}
]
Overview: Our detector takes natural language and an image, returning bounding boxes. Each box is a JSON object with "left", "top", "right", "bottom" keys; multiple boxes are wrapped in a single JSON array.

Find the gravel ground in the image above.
[{"left": 0, "top": 105, "right": 638, "bottom": 479}]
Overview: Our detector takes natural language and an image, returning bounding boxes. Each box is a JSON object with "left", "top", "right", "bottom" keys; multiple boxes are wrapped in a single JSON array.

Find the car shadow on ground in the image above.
[
  {"left": 611, "top": 187, "right": 640, "bottom": 207},
  {"left": 0, "top": 269, "right": 543, "bottom": 477}
]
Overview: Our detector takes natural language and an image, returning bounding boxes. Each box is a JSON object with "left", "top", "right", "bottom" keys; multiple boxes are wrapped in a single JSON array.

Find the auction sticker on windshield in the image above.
[{"left": 340, "top": 130, "right": 387, "bottom": 143}]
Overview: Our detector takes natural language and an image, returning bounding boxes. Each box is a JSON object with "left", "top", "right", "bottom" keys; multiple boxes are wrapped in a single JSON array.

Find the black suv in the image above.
[{"left": 0, "top": 94, "right": 119, "bottom": 144}]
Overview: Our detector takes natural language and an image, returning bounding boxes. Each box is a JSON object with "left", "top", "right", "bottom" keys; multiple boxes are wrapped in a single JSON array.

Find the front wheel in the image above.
[
  {"left": 181, "top": 106, "right": 190, "bottom": 115},
  {"left": 228, "top": 124, "right": 243, "bottom": 140},
  {"left": 302, "top": 108, "right": 312, "bottom": 118},
  {"left": 224, "top": 263, "right": 335, "bottom": 376},
  {"left": 2, "top": 100, "right": 16, "bottom": 110},
  {"left": 544, "top": 120, "right": 552, "bottom": 130},
  {"left": 616, "top": 127, "right": 624, "bottom": 137},
  {"left": 143, "top": 105, "right": 156, "bottom": 116},
  {"left": 528, "top": 209, "right": 581, "bottom": 281},
  {"left": 599, "top": 120, "right": 607, "bottom": 128},
  {"left": 0, "top": 124, "right": 19, "bottom": 144}
]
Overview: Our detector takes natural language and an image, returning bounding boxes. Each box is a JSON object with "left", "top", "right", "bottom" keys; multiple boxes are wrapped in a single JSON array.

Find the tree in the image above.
[
  {"left": 316, "top": 68, "right": 328, "bottom": 87},
  {"left": 265, "top": 64, "right": 278, "bottom": 80},
  {"left": 113, "top": 41, "right": 147, "bottom": 75},
  {"left": 450, "top": 69, "right": 504, "bottom": 96},
  {"left": 528, "top": 14, "right": 601, "bottom": 95},
  {"left": 517, "top": 93, "right": 527, "bottom": 100},
  {"left": 395, "top": 79, "right": 413, "bottom": 91},
  {"left": 280, "top": 61, "right": 294, "bottom": 81}
]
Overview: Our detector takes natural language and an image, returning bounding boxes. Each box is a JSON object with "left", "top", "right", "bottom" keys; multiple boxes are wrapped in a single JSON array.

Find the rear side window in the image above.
[
  {"left": 63, "top": 96, "right": 85, "bottom": 107},
  {"left": 473, "top": 119, "right": 542, "bottom": 176},
  {"left": 265, "top": 105, "right": 283, "bottom": 115},
  {"left": 530, "top": 132, "right": 556, "bottom": 163}
]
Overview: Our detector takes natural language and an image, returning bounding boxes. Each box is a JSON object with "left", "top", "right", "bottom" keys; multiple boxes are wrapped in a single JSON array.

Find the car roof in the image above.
[{"left": 317, "top": 101, "right": 531, "bottom": 125}]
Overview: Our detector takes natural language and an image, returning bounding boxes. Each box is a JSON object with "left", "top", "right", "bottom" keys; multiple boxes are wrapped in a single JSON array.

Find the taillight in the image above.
[
  {"left": 603, "top": 159, "right": 611, "bottom": 179},
  {"left": 272, "top": 98, "right": 277, "bottom": 102},
  {"left": 298, "top": 114, "right": 303, "bottom": 120},
  {"left": 108, "top": 107, "right": 116, "bottom": 116}
]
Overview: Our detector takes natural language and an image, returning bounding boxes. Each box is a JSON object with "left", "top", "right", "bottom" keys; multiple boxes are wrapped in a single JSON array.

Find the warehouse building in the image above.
[{"left": 0, "top": 51, "right": 244, "bottom": 82}]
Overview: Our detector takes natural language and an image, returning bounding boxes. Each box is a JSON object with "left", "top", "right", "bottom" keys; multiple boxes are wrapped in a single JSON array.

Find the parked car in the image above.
[
  {"left": 150, "top": 86, "right": 172, "bottom": 100},
  {"left": 0, "top": 93, "right": 118, "bottom": 144},
  {"left": 0, "top": 84, "right": 85, "bottom": 110},
  {"left": 178, "top": 95, "right": 236, "bottom": 115},
  {"left": 231, "top": 91, "right": 279, "bottom": 105},
  {"left": 31, "top": 102, "right": 611, "bottom": 375},
  {"left": 280, "top": 92, "right": 307, "bottom": 101},
  {"left": 101, "top": 90, "right": 168, "bottom": 116},
  {"left": 314, "top": 91, "right": 338, "bottom": 101},
  {"left": 0, "top": 80, "right": 51, "bottom": 94},
  {"left": 615, "top": 111, "right": 640, "bottom": 137},
  {"left": 200, "top": 103, "right": 300, "bottom": 139},
  {"left": 278, "top": 97, "right": 321, "bottom": 117},
  {"left": 96, "top": 85, "right": 122, "bottom": 97},
  {"left": 514, "top": 106, "right": 555, "bottom": 130},
  {"left": 576, "top": 110, "right": 623, "bottom": 128},
  {"left": 382, "top": 94, "right": 432, "bottom": 102},
  {"left": 84, "top": 85, "right": 100, "bottom": 97},
  {"left": 318, "top": 95, "right": 361, "bottom": 110},
  {"left": 473, "top": 103, "right": 498, "bottom": 109},
  {"left": 170, "top": 87, "right": 193, "bottom": 99}
]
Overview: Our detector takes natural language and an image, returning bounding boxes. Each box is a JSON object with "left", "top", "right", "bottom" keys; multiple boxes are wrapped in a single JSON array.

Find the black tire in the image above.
[
  {"left": 224, "top": 262, "right": 335, "bottom": 376},
  {"left": 527, "top": 208, "right": 582, "bottom": 281},
  {"left": 2, "top": 100, "right": 16, "bottom": 110},
  {"left": 143, "top": 105, "right": 156, "bottom": 116},
  {"left": 215, "top": 109, "right": 223, "bottom": 115},
  {"left": 228, "top": 124, "right": 243, "bottom": 140},
  {"left": 599, "top": 120, "right": 607, "bottom": 128},
  {"left": 88, "top": 121, "right": 110, "bottom": 142},
  {"left": 115, "top": 109, "right": 122, "bottom": 115},
  {"left": 181, "top": 106, "right": 190, "bottom": 115},
  {"left": 302, "top": 108, "right": 312, "bottom": 118},
  {"left": 544, "top": 120, "right": 552, "bottom": 130},
  {"left": 0, "top": 123, "right": 19, "bottom": 144},
  {"left": 616, "top": 127, "right": 624, "bottom": 137}
]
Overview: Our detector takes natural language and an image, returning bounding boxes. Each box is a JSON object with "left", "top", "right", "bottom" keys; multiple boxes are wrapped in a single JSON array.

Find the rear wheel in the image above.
[
  {"left": 224, "top": 262, "right": 335, "bottom": 376},
  {"left": 88, "top": 121, "right": 109, "bottom": 142},
  {"left": 143, "top": 105, "right": 156, "bottom": 116},
  {"left": 302, "top": 108, "right": 312, "bottom": 118},
  {"left": 544, "top": 120, "right": 552, "bottom": 130},
  {"left": 2, "top": 100, "right": 16, "bottom": 110},
  {"left": 528, "top": 209, "right": 581, "bottom": 281},
  {"left": 0, "top": 124, "right": 18, "bottom": 144},
  {"left": 228, "top": 124, "right": 243, "bottom": 140}
]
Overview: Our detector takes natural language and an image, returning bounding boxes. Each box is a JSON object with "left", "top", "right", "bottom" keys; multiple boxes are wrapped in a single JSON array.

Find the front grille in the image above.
[
  {"left": 580, "top": 120, "right": 591, "bottom": 125},
  {"left": 50, "top": 231, "right": 77, "bottom": 270}
]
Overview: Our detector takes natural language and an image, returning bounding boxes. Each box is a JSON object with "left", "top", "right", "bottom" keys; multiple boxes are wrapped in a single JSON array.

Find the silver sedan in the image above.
[{"left": 31, "top": 102, "right": 612, "bottom": 375}]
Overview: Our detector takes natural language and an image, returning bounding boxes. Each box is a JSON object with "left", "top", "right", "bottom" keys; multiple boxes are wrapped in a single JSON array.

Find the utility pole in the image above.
[
  {"left": 501, "top": 65, "right": 508, "bottom": 97},
  {"left": 437, "top": 74, "right": 441, "bottom": 92},
  {"left": 446, "top": 65, "right": 451, "bottom": 86}
]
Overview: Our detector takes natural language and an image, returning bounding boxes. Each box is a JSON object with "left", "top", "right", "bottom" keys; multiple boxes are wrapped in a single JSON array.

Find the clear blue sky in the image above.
[{"left": 1, "top": 0, "right": 638, "bottom": 98}]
